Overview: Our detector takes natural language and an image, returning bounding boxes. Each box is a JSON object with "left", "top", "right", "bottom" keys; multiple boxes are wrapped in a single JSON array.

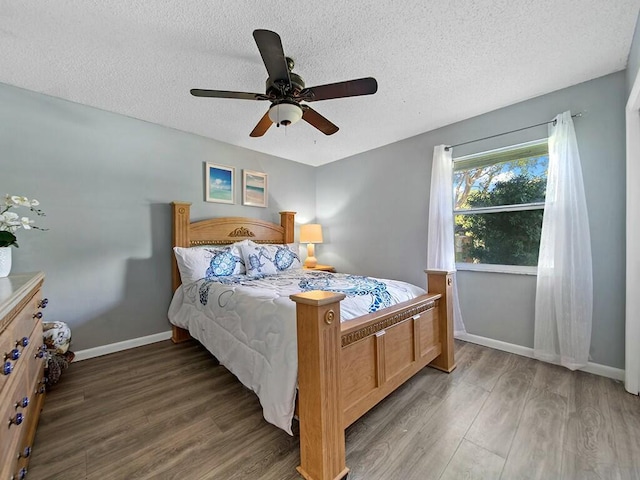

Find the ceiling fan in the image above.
[{"left": 190, "top": 29, "right": 378, "bottom": 137}]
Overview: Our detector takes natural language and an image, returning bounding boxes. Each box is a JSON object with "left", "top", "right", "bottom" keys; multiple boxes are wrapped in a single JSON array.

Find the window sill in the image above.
[{"left": 455, "top": 263, "right": 538, "bottom": 275}]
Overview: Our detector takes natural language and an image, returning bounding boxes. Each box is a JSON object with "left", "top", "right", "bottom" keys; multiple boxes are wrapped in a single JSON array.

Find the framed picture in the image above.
[
  {"left": 205, "top": 163, "right": 235, "bottom": 204},
  {"left": 242, "top": 170, "right": 268, "bottom": 207}
]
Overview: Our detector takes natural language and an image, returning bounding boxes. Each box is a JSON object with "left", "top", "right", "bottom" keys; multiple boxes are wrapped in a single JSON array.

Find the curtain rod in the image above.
[{"left": 444, "top": 112, "right": 582, "bottom": 152}]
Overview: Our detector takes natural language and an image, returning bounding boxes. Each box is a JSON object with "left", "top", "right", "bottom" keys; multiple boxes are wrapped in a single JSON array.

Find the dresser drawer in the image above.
[
  {"left": 13, "top": 288, "right": 42, "bottom": 345},
  {"left": 13, "top": 375, "right": 45, "bottom": 480},
  {"left": 0, "top": 366, "right": 29, "bottom": 477},
  {"left": 1, "top": 288, "right": 44, "bottom": 388},
  {"left": 3, "top": 361, "right": 46, "bottom": 480},
  {"left": 0, "top": 341, "right": 42, "bottom": 480},
  {"left": 0, "top": 321, "right": 35, "bottom": 394},
  {"left": 0, "top": 322, "right": 17, "bottom": 393},
  {"left": 0, "top": 320, "right": 43, "bottom": 396}
]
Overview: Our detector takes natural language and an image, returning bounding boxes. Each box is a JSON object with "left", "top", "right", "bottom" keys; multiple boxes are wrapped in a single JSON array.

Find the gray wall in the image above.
[
  {"left": 1, "top": 70, "right": 628, "bottom": 368},
  {"left": 628, "top": 12, "right": 640, "bottom": 95},
  {"left": 1, "top": 83, "right": 315, "bottom": 351},
  {"left": 317, "top": 71, "right": 627, "bottom": 369}
]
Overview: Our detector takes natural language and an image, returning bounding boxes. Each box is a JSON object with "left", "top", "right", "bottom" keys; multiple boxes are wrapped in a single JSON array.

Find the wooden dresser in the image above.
[{"left": 0, "top": 272, "right": 47, "bottom": 480}]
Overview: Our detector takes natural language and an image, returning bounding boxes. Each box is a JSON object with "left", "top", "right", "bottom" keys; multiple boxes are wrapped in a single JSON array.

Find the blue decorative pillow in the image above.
[
  {"left": 173, "top": 245, "right": 245, "bottom": 284},
  {"left": 204, "top": 247, "right": 245, "bottom": 278},
  {"left": 240, "top": 243, "right": 302, "bottom": 277}
]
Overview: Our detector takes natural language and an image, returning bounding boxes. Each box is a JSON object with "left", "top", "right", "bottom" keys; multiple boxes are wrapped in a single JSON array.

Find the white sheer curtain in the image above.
[
  {"left": 428, "top": 145, "right": 466, "bottom": 335},
  {"left": 534, "top": 111, "right": 592, "bottom": 370}
]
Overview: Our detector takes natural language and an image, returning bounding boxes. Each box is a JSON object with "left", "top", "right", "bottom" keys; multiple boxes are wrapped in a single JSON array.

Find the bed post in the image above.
[
  {"left": 171, "top": 201, "right": 192, "bottom": 344},
  {"left": 280, "top": 211, "right": 296, "bottom": 244},
  {"left": 290, "top": 291, "right": 349, "bottom": 480},
  {"left": 425, "top": 269, "right": 457, "bottom": 372}
]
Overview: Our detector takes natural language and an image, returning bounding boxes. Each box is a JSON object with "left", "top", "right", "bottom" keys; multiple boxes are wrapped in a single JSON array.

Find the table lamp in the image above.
[{"left": 299, "top": 224, "right": 323, "bottom": 268}]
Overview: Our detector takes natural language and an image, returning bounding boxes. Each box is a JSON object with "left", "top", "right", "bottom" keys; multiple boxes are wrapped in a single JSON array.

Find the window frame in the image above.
[{"left": 453, "top": 139, "right": 548, "bottom": 275}]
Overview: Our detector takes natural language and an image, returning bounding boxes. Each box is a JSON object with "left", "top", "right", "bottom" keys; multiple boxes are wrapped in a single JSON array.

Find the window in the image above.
[{"left": 453, "top": 140, "right": 549, "bottom": 272}]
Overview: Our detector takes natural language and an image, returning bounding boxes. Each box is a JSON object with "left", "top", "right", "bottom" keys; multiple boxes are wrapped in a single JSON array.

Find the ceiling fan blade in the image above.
[
  {"left": 302, "top": 107, "right": 339, "bottom": 135},
  {"left": 253, "top": 29, "right": 291, "bottom": 87},
  {"left": 299, "top": 77, "right": 378, "bottom": 102},
  {"left": 190, "top": 89, "right": 269, "bottom": 101},
  {"left": 249, "top": 111, "right": 273, "bottom": 137}
]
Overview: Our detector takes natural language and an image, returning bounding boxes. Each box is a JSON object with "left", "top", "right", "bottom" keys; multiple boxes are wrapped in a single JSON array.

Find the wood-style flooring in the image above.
[{"left": 27, "top": 339, "right": 640, "bottom": 479}]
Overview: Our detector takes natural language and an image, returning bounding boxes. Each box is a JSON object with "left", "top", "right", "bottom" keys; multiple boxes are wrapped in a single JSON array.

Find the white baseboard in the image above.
[
  {"left": 73, "top": 330, "right": 625, "bottom": 382},
  {"left": 74, "top": 331, "right": 173, "bottom": 362},
  {"left": 456, "top": 332, "right": 625, "bottom": 381}
]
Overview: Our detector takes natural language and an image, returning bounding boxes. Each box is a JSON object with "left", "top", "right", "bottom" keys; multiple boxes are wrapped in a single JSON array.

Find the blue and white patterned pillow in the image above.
[
  {"left": 240, "top": 243, "right": 302, "bottom": 277},
  {"left": 173, "top": 245, "right": 246, "bottom": 284},
  {"left": 204, "top": 247, "right": 246, "bottom": 278}
]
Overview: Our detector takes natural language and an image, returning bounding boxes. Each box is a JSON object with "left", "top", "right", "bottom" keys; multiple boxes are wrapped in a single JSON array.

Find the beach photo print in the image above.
[
  {"left": 205, "top": 163, "right": 235, "bottom": 204},
  {"left": 242, "top": 170, "right": 268, "bottom": 208}
]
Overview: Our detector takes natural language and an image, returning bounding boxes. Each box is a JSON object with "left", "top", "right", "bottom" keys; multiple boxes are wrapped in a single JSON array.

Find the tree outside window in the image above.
[{"left": 453, "top": 140, "right": 549, "bottom": 267}]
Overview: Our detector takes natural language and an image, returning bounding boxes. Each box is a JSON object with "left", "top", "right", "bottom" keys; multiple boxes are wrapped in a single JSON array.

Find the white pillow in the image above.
[
  {"left": 173, "top": 245, "right": 246, "bottom": 284},
  {"left": 240, "top": 243, "right": 302, "bottom": 277}
]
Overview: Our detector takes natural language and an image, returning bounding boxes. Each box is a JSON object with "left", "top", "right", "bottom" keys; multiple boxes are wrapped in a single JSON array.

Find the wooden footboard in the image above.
[{"left": 290, "top": 269, "right": 455, "bottom": 480}]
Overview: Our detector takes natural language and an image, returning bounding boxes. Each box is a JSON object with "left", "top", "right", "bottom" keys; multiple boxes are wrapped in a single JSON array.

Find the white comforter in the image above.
[{"left": 168, "top": 270, "right": 425, "bottom": 434}]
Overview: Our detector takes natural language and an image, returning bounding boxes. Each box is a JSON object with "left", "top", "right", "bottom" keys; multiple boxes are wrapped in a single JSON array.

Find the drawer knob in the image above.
[
  {"left": 2, "top": 361, "right": 13, "bottom": 375},
  {"left": 18, "top": 446, "right": 32, "bottom": 459},
  {"left": 16, "top": 337, "right": 29, "bottom": 348},
  {"left": 35, "top": 377, "right": 47, "bottom": 394},
  {"left": 18, "top": 467, "right": 27, "bottom": 480},
  {"left": 38, "top": 298, "right": 49, "bottom": 308},
  {"left": 4, "top": 348, "right": 20, "bottom": 361},
  {"left": 9, "top": 412, "right": 24, "bottom": 426},
  {"left": 32, "top": 312, "right": 43, "bottom": 320},
  {"left": 16, "top": 396, "right": 29, "bottom": 409},
  {"left": 35, "top": 350, "right": 45, "bottom": 359}
]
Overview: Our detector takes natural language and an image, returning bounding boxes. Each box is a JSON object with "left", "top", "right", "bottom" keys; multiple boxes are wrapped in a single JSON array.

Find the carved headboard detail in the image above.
[{"left": 228, "top": 227, "right": 255, "bottom": 238}]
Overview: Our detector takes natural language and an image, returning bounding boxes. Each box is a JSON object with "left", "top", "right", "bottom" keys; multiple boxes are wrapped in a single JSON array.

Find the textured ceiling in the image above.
[{"left": 1, "top": 1, "right": 639, "bottom": 166}]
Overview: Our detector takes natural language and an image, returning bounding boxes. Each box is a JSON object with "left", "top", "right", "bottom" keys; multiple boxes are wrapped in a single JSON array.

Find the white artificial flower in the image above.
[
  {"left": 0, "top": 212, "right": 21, "bottom": 233},
  {"left": 2, "top": 211, "right": 19, "bottom": 222},
  {"left": 30, "top": 199, "right": 40, "bottom": 207},
  {"left": 10, "top": 196, "right": 31, "bottom": 207},
  {"left": 20, "top": 217, "right": 34, "bottom": 229}
]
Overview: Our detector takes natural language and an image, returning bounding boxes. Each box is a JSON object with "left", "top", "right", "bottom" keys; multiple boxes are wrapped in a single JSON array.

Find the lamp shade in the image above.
[
  {"left": 268, "top": 102, "right": 303, "bottom": 126},
  {"left": 300, "top": 224, "right": 323, "bottom": 244}
]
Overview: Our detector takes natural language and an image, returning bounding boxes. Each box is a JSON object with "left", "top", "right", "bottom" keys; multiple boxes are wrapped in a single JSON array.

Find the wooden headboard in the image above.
[{"left": 171, "top": 202, "right": 296, "bottom": 291}]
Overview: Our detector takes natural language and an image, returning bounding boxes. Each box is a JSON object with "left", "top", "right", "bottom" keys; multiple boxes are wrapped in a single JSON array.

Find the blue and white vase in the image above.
[{"left": 0, "top": 247, "right": 12, "bottom": 277}]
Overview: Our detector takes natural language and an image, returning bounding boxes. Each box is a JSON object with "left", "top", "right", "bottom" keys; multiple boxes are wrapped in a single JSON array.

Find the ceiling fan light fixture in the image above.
[{"left": 268, "top": 102, "right": 303, "bottom": 127}]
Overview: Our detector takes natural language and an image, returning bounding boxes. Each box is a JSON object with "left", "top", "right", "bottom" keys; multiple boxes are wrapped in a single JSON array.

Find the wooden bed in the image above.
[{"left": 170, "top": 202, "right": 456, "bottom": 480}]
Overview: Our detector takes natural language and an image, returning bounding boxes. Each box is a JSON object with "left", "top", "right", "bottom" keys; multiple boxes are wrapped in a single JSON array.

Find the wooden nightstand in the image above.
[{"left": 303, "top": 264, "right": 336, "bottom": 272}]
